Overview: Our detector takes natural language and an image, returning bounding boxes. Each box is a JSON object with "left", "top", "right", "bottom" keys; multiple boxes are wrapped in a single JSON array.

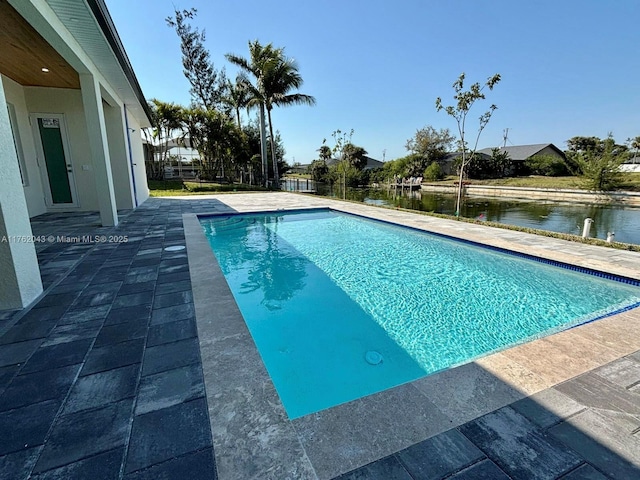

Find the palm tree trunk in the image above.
[
  {"left": 235, "top": 107, "right": 241, "bottom": 130},
  {"left": 258, "top": 103, "right": 268, "bottom": 186},
  {"left": 266, "top": 107, "right": 279, "bottom": 185}
]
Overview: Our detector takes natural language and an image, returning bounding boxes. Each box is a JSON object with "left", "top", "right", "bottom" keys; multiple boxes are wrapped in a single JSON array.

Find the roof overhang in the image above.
[{"left": 2, "top": 0, "right": 152, "bottom": 127}]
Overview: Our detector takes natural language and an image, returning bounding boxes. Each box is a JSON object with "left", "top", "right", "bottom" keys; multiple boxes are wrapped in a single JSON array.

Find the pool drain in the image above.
[{"left": 365, "top": 350, "right": 383, "bottom": 365}]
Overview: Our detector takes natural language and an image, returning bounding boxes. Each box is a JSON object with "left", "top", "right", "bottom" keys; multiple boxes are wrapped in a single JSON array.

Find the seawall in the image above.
[{"left": 421, "top": 184, "right": 640, "bottom": 207}]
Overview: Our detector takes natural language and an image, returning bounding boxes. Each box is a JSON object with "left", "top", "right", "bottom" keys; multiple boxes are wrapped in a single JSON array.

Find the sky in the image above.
[{"left": 106, "top": 0, "right": 639, "bottom": 165}]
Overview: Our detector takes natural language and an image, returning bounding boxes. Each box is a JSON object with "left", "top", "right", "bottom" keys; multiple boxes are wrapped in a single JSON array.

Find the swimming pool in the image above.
[{"left": 201, "top": 209, "right": 640, "bottom": 419}]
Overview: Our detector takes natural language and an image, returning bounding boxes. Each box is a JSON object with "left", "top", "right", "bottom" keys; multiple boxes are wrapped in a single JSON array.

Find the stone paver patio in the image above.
[{"left": 1, "top": 193, "right": 639, "bottom": 479}]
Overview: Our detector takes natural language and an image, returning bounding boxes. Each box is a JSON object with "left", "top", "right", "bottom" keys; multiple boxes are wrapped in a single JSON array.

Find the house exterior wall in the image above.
[
  {"left": 24, "top": 86, "right": 101, "bottom": 211},
  {"left": 0, "top": 75, "right": 43, "bottom": 309},
  {"left": 126, "top": 111, "right": 149, "bottom": 204},
  {"left": 531, "top": 146, "right": 564, "bottom": 159},
  {"left": 1, "top": 75, "right": 46, "bottom": 217},
  {"left": 103, "top": 100, "right": 134, "bottom": 210}
]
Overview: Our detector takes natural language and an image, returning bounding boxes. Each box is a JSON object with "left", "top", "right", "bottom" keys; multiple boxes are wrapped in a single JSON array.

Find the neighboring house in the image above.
[
  {"left": 439, "top": 151, "right": 491, "bottom": 175},
  {"left": 362, "top": 155, "right": 384, "bottom": 170},
  {"left": 477, "top": 143, "right": 566, "bottom": 162},
  {"left": 326, "top": 155, "right": 384, "bottom": 171},
  {"left": 1, "top": 0, "right": 152, "bottom": 310},
  {"left": 440, "top": 143, "right": 565, "bottom": 175}
]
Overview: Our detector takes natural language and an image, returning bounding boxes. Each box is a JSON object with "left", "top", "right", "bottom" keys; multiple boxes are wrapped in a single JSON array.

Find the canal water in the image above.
[{"left": 297, "top": 182, "right": 640, "bottom": 245}]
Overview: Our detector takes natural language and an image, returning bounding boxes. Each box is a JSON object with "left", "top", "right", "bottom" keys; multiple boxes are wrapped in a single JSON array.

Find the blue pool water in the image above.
[{"left": 201, "top": 209, "right": 640, "bottom": 419}]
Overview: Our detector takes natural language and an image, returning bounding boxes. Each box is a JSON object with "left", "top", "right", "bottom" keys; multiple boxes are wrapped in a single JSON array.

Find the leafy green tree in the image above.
[
  {"left": 166, "top": 9, "right": 227, "bottom": 111},
  {"left": 379, "top": 154, "right": 418, "bottom": 180},
  {"left": 405, "top": 126, "right": 455, "bottom": 173},
  {"left": 181, "top": 107, "right": 243, "bottom": 181},
  {"left": 424, "top": 162, "right": 444, "bottom": 181},
  {"left": 308, "top": 159, "right": 329, "bottom": 182},
  {"left": 566, "top": 136, "right": 605, "bottom": 155},
  {"left": 574, "top": 135, "right": 625, "bottom": 191},
  {"left": 466, "top": 148, "right": 511, "bottom": 179},
  {"left": 342, "top": 143, "right": 368, "bottom": 170},
  {"left": 566, "top": 135, "right": 629, "bottom": 174},
  {"left": 328, "top": 160, "right": 362, "bottom": 188},
  {"left": 524, "top": 154, "right": 568, "bottom": 176},
  {"left": 436, "top": 72, "right": 501, "bottom": 215}
]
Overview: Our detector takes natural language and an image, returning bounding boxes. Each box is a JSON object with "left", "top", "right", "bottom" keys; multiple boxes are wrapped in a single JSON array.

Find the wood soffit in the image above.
[{"left": 0, "top": 0, "right": 80, "bottom": 89}]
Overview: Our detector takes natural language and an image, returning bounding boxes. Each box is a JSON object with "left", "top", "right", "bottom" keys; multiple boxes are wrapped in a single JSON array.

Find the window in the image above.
[{"left": 7, "top": 103, "right": 28, "bottom": 186}]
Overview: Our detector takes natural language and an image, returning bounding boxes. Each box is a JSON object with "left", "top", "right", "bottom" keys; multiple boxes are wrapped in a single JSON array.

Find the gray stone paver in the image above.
[
  {"left": 1, "top": 193, "right": 639, "bottom": 479},
  {"left": 0, "top": 200, "right": 217, "bottom": 479},
  {"left": 458, "top": 406, "right": 583, "bottom": 479}
]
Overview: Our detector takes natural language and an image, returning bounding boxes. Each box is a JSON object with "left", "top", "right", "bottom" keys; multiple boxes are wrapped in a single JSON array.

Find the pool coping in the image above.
[{"left": 183, "top": 193, "right": 640, "bottom": 480}]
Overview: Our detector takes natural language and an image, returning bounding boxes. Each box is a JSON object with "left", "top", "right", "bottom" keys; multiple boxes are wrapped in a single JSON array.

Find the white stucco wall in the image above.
[
  {"left": 0, "top": 76, "right": 43, "bottom": 309},
  {"left": 1, "top": 75, "right": 46, "bottom": 217},
  {"left": 24, "top": 86, "right": 100, "bottom": 211},
  {"left": 126, "top": 111, "right": 149, "bottom": 205},
  {"left": 103, "top": 100, "right": 134, "bottom": 210}
]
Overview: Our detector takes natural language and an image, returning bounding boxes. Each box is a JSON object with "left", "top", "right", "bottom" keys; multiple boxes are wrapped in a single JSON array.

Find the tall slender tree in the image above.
[
  {"left": 166, "top": 9, "right": 227, "bottom": 111},
  {"left": 226, "top": 41, "right": 281, "bottom": 186},
  {"left": 261, "top": 56, "right": 315, "bottom": 184},
  {"left": 436, "top": 73, "right": 501, "bottom": 216},
  {"left": 226, "top": 41, "right": 315, "bottom": 185},
  {"left": 224, "top": 77, "right": 250, "bottom": 129}
]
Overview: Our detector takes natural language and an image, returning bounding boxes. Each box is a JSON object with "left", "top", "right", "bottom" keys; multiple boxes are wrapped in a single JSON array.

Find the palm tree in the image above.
[
  {"left": 318, "top": 144, "right": 332, "bottom": 162},
  {"left": 226, "top": 41, "right": 281, "bottom": 186},
  {"left": 181, "top": 107, "right": 243, "bottom": 180},
  {"left": 150, "top": 99, "right": 184, "bottom": 179},
  {"left": 226, "top": 41, "right": 315, "bottom": 186},
  {"left": 224, "top": 77, "right": 250, "bottom": 129},
  {"left": 342, "top": 143, "right": 368, "bottom": 170},
  {"left": 262, "top": 56, "right": 316, "bottom": 184}
]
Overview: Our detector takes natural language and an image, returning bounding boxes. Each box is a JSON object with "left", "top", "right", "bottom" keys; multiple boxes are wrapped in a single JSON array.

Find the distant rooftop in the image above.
[{"left": 477, "top": 143, "right": 565, "bottom": 161}]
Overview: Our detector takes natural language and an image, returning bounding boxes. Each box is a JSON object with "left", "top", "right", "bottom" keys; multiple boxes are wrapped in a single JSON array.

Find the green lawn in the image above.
[{"left": 147, "top": 180, "right": 271, "bottom": 197}]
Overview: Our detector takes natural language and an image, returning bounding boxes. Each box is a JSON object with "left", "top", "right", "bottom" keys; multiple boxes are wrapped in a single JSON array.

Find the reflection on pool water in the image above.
[{"left": 201, "top": 209, "right": 640, "bottom": 418}]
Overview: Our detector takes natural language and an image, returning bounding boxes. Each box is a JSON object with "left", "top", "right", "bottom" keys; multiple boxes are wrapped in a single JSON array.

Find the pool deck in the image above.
[{"left": 1, "top": 192, "right": 640, "bottom": 479}]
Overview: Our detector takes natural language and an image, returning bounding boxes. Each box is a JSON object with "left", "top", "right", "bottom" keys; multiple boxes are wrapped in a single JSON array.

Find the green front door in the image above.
[{"left": 37, "top": 117, "right": 73, "bottom": 204}]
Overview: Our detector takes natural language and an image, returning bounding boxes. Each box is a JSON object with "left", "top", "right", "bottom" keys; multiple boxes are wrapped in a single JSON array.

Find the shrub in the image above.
[
  {"left": 524, "top": 155, "right": 568, "bottom": 176},
  {"left": 424, "top": 162, "right": 444, "bottom": 181}
]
